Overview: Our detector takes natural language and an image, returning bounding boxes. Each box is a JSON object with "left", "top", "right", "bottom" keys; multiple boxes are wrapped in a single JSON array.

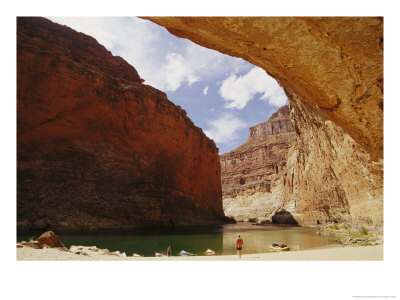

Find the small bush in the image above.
[
  {"left": 358, "top": 241, "right": 373, "bottom": 247},
  {"left": 359, "top": 227, "right": 368, "bottom": 235},
  {"left": 329, "top": 223, "right": 339, "bottom": 230}
]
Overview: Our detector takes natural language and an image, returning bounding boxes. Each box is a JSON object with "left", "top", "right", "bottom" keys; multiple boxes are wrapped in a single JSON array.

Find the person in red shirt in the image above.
[{"left": 235, "top": 235, "right": 244, "bottom": 258}]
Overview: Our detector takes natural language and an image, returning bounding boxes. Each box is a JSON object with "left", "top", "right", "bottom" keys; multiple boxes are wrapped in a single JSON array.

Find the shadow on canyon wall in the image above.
[{"left": 271, "top": 210, "right": 299, "bottom": 225}]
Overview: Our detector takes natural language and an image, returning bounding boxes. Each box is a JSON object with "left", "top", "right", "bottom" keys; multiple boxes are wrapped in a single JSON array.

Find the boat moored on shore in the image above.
[
  {"left": 270, "top": 243, "right": 290, "bottom": 251},
  {"left": 180, "top": 250, "right": 195, "bottom": 256}
]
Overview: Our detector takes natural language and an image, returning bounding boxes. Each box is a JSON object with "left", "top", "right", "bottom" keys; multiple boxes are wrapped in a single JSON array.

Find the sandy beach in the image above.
[{"left": 17, "top": 244, "right": 383, "bottom": 261}]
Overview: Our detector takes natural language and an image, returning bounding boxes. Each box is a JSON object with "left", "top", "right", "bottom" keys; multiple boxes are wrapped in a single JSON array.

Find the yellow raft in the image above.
[{"left": 270, "top": 244, "right": 290, "bottom": 251}]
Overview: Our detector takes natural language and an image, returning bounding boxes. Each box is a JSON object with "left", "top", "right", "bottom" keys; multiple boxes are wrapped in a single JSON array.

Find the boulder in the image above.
[
  {"left": 20, "top": 240, "right": 41, "bottom": 249},
  {"left": 37, "top": 231, "right": 65, "bottom": 248}
]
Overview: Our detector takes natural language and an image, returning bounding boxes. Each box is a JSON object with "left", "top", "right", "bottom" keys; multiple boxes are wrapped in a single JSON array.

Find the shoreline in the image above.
[{"left": 17, "top": 244, "right": 383, "bottom": 261}]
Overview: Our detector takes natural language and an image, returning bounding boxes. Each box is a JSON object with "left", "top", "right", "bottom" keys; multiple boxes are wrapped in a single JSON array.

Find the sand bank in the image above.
[{"left": 17, "top": 244, "right": 383, "bottom": 261}]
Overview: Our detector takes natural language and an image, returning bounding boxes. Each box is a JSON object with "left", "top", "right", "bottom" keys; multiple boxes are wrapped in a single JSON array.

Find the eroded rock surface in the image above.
[
  {"left": 37, "top": 231, "right": 65, "bottom": 248},
  {"left": 17, "top": 17, "right": 225, "bottom": 233},
  {"left": 221, "top": 106, "right": 296, "bottom": 221},
  {"left": 277, "top": 88, "right": 383, "bottom": 225},
  {"left": 145, "top": 17, "right": 383, "bottom": 225}
]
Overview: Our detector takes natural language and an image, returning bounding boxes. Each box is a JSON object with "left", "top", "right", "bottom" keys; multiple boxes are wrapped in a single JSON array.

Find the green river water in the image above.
[{"left": 17, "top": 223, "right": 334, "bottom": 257}]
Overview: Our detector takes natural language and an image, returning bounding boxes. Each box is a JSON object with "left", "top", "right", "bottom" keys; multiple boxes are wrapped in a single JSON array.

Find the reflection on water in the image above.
[{"left": 17, "top": 223, "right": 334, "bottom": 257}]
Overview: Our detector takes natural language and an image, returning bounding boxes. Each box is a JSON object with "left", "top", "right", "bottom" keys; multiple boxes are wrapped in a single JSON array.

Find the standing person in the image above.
[
  {"left": 167, "top": 246, "right": 172, "bottom": 257},
  {"left": 235, "top": 235, "right": 244, "bottom": 258}
]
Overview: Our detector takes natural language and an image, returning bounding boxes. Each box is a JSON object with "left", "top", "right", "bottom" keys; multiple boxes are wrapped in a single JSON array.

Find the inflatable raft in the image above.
[
  {"left": 180, "top": 250, "right": 195, "bottom": 256},
  {"left": 270, "top": 243, "right": 290, "bottom": 251},
  {"left": 204, "top": 249, "right": 216, "bottom": 256}
]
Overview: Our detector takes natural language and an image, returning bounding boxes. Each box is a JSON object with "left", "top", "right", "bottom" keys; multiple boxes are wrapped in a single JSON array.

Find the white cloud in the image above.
[
  {"left": 203, "top": 86, "right": 209, "bottom": 95},
  {"left": 48, "top": 17, "right": 118, "bottom": 49},
  {"left": 163, "top": 52, "right": 198, "bottom": 91},
  {"left": 204, "top": 114, "right": 247, "bottom": 144},
  {"left": 48, "top": 17, "right": 252, "bottom": 93},
  {"left": 218, "top": 67, "right": 288, "bottom": 109}
]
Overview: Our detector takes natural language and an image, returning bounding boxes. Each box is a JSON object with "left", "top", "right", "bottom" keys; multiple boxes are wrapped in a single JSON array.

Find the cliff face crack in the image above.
[{"left": 18, "top": 101, "right": 92, "bottom": 137}]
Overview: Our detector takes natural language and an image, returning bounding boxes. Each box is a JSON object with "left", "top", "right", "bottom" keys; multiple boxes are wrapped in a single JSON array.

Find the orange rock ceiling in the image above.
[
  {"left": 144, "top": 17, "right": 383, "bottom": 225},
  {"left": 144, "top": 17, "right": 383, "bottom": 160}
]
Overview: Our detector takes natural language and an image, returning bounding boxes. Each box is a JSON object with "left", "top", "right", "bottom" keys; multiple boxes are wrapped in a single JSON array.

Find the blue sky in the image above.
[{"left": 48, "top": 17, "right": 287, "bottom": 154}]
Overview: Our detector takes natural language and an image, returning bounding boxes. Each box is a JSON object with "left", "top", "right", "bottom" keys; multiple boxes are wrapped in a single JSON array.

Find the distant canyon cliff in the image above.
[
  {"left": 17, "top": 17, "right": 226, "bottom": 233},
  {"left": 146, "top": 17, "right": 384, "bottom": 225},
  {"left": 221, "top": 106, "right": 296, "bottom": 222}
]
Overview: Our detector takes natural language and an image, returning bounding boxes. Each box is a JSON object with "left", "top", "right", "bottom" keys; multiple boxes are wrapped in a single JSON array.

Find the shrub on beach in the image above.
[
  {"left": 359, "top": 227, "right": 368, "bottom": 236},
  {"left": 329, "top": 223, "right": 339, "bottom": 230}
]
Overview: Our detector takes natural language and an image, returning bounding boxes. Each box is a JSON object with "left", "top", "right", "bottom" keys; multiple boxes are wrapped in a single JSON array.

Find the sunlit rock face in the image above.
[
  {"left": 279, "top": 87, "right": 383, "bottom": 225},
  {"left": 220, "top": 106, "right": 296, "bottom": 221},
  {"left": 17, "top": 17, "right": 225, "bottom": 233},
  {"left": 146, "top": 17, "right": 383, "bottom": 225}
]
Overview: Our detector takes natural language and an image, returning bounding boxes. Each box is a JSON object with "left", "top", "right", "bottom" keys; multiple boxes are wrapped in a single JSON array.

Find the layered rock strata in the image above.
[
  {"left": 145, "top": 17, "right": 383, "bottom": 225},
  {"left": 221, "top": 106, "right": 296, "bottom": 221},
  {"left": 276, "top": 87, "right": 383, "bottom": 225},
  {"left": 17, "top": 17, "right": 225, "bottom": 233}
]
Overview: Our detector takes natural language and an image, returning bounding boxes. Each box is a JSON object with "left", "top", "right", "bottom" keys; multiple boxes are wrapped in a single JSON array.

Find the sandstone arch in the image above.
[{"left": 144, "top": 17, "right": 383, "bottom": 225}]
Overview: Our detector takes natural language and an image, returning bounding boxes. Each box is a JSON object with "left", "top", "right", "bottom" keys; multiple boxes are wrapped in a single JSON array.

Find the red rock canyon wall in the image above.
[{"left": 17, "top": 17, "right": 225, "bottom": 233}]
